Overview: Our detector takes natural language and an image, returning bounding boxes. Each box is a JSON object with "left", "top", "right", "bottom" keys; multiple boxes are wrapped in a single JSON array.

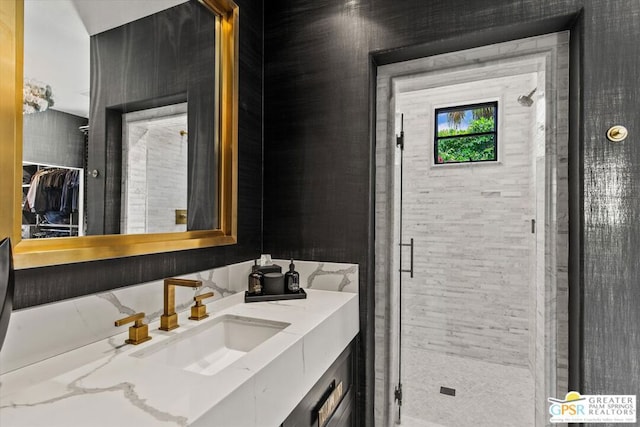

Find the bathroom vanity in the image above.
[
  {"left": 282, "top": 340, "right": 355, "bottom": 427},
  {"left": 0, "top": 288, "right": 358, "bottom": 426}
]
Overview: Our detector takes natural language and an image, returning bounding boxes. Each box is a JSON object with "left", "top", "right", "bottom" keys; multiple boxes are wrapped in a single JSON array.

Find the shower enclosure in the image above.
[{"left": 374, "top": 33, "right": 570, "bottom": 426}]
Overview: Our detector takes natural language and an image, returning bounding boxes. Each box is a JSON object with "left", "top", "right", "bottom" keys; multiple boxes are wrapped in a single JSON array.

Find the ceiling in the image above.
[{"left": 24, "top": 0, "right": 189, "bottom": 118}]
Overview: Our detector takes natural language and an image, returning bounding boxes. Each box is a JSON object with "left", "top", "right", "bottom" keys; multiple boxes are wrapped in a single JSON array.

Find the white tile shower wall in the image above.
[
  {"left": 528, "top": 67, "right": 545, "bottom": 374},
  {"left": 0, "top": 259, "right": 357, "bottom": 375},
  {"left": 374, "top": 32, "right": 569, "bottom": 427},
  {"left": 145, "top": 123, "right": 188, "bottom": 234},
  {"left": 122, "top": 124, "right": 149, "bottom": 234},
  {"left": 121, "top": 103, "right": 188, "bottom": 234},
  {"left": 396, "top": 71, "right": 537, "bottom": 368}
]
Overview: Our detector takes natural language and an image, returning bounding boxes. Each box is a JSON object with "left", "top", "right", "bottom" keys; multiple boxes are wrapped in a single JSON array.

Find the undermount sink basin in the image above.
[{"left": 131, "top": 314, "right": 290, "bottom": 376}]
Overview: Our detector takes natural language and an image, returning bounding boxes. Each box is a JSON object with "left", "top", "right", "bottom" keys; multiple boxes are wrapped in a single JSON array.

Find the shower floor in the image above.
[{"left": 399, "top": 347, "right": 535, "bottom": 427}]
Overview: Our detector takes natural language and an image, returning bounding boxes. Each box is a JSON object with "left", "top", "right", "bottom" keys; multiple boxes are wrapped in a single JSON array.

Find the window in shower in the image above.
[{"left": 434, "top": 101, "right": 498, "bottom": 164}]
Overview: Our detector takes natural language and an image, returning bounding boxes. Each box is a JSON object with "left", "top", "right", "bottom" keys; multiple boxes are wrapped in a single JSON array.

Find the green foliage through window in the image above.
[{"left": 435, "top": 102, "right": 498, "bottom": 164}]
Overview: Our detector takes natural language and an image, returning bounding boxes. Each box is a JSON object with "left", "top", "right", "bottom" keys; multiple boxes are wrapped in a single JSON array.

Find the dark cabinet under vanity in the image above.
[{"left": 282, "top": 340, "right": 355, "bottom": 427}]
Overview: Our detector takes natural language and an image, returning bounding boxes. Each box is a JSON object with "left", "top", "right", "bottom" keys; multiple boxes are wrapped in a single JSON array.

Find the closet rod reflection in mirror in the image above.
[{"left": 0, "top": 0, "right": 238, "bottom": 269}]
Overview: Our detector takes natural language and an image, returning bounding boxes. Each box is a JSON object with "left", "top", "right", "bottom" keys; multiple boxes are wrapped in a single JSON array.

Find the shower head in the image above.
[{"left": 518, "top": 88, "right": 537, "bottom": 107}]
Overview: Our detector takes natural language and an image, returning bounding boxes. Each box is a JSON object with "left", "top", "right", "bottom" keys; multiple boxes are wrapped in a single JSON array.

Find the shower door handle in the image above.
[{"left": 399, "top": 238, "right": 414, "bottom": 278}]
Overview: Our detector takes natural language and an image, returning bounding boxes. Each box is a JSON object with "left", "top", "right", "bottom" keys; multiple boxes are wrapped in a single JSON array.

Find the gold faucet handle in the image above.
[
  {"left": 114, "top": 312, "right": 152, "bottom": 345},
  {"left": 115, "top": 312, "right": 145, "bottom": 327},
  {"left": 194, "top": 292, "right": 214, "bottom": 304},
  {"left": 189, "top": 292, "right": 214, "bottom": 321}
]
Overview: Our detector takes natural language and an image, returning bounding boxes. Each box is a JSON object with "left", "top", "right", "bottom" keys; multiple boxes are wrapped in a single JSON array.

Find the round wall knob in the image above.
[
  {"left": 607, "top": 125, "right": 628, "bottom": 143},
  {"left": 91, "top": 169, "right": 100, "bottom": 178}
]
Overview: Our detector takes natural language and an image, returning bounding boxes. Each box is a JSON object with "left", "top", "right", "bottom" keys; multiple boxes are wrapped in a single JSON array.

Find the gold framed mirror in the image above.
[{"left": 0, "top": 0, "right": 238, "bottom": 269}]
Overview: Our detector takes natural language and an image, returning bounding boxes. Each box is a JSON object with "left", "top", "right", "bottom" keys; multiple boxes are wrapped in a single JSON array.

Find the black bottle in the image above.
[
  {"left": 248, "top": 260, "right": 263, "bottom": 295},
  {"left": 284, "top": 259, "right": 300, "bottom": 293}
]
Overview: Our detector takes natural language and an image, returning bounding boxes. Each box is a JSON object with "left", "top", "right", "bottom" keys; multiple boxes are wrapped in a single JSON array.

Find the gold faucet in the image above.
[
  {"left": 160, "top": 278, "right": 202, "bottom": 331},
  {"left": 114, "top": 312, "right": 151, "bottom": 345}
]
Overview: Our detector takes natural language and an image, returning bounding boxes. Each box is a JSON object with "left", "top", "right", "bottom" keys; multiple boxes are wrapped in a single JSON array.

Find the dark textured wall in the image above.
[
  {"left": 264, "top": 0, "right": 640, "bottom": 425},
  {"left": 89, "top": 1, "right": 217, "bottom": 235},
  {"left": 14, "top": 0, "right": 263, "bottom": 308},
  {"left": 23, "top": 109, "right": 87, "bottom": 168}
]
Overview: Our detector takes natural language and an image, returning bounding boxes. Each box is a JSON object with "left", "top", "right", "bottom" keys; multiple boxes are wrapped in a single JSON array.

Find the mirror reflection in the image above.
[
  {"left": 122, "top": 103, "right": 188, "bottom": 234},
  {"left": 22, "top": 0, "right": 219, "bottom": 239}
]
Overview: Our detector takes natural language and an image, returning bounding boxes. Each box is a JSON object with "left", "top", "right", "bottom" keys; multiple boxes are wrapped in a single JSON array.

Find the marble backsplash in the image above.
[{"left": 0, "top": 259, "right": 358, "bottom": 375}]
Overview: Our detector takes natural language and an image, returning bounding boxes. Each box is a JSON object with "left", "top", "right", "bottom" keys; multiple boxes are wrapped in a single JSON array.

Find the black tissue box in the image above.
[{"left": 256, "top": 264, "right": 282, "bottom": 274}]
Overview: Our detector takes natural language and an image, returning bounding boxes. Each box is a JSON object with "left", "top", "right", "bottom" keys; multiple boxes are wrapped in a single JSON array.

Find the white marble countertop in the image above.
[{"left": 0, "top": 289, "right": 359, "bottom": 427}]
